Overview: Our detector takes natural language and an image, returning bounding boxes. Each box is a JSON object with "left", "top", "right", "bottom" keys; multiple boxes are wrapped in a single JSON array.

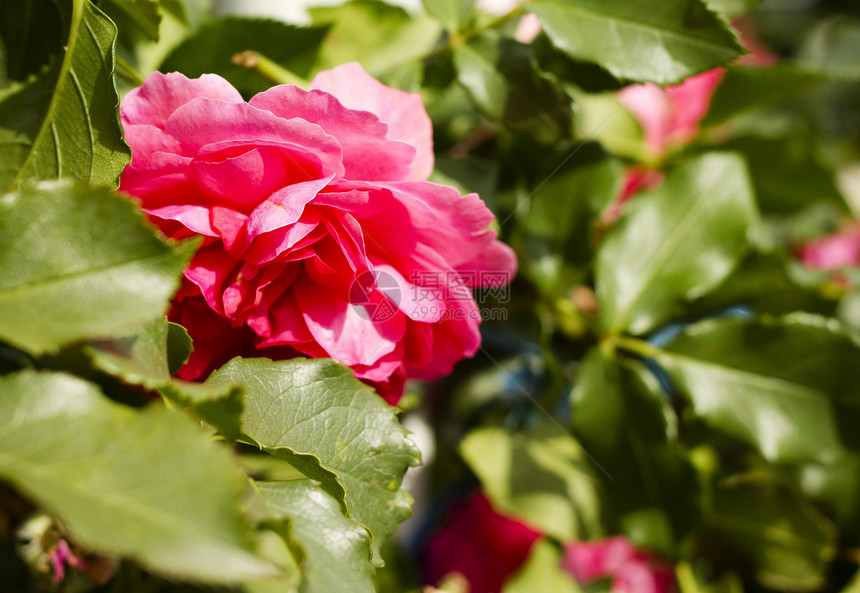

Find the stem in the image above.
[
  {"left": 232, "top": 50, "right": 309, "bottom": 87},
  {"left": 611, "top": 335, "right": 664, "bottom": 360},
  {"left": 115, "top": 56, "right": 145, "bottom": 87}
]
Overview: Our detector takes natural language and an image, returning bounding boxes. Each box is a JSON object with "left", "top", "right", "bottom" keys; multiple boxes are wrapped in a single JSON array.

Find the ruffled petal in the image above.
[{"left": 311, "top": 62, "right": 434, "bottom": 181}]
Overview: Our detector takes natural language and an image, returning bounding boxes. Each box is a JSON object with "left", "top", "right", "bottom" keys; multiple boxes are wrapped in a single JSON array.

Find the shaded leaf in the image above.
[
  {"left": 0, "top": 370, "right": 274, "bottom": 583},
  {"left": 798, "top": 17, "right": 860, "bottom": 80},
  {"left": 255, "top": 480, "right": 375, "bottom": 593},
  {"left": 525, "top": 0, "right": 743, "bottom": 84},
  {"left": 703, "top": 479, "right": 835, "bottom": 591},
  {"left": 659, "top": 314, "right": 860, "bottom": 464},
  {"left": 0, "top": 0, "right": 63, "bottom": 81},
  {"left": 0, "top": 180, "right": 193, "bottom": 355},
  {"left": 86, "top": 319, "right": 243, "bottom": 440},
  {"left": 453, "top": 33, "right": 571, "bottom": 143},
  {"left": 101, "top": 0, "right": 162, "bottom": 42},
  {"left": 571, "top": 349, "right": 701, "bottom": 554},
  {"left": 596, "top": 152, "right": 758, "bottom": 335},
  {"left": 0, "top": 0, "right": 130, "bottom": 190},
  {"left": 460, "top": 426, "right": 601, "bottom": 542},
  {"left": 160, "top": 18, "right": 327, "bottom": 97},
  {"left": 207, "top": 357, "right": 421, "bottom": 565}
]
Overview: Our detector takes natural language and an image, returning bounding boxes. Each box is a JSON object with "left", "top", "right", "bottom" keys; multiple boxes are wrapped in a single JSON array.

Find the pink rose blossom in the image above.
[
  {"left": 423, "top": 492, "right": 542, "bottom": 593},
  {"left": 801, "top": 225, "right": 860, "bottom": 270},
  {"left": 119, "top": 63, "right": 516, "bottom": 403},
  {"left": 562, "top": 536, "right": 675, "bottom": 593}
]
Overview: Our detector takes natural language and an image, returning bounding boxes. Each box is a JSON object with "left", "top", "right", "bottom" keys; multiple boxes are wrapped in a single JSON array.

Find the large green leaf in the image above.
[
  {"left": 309, "top": 0, "right": 441, "bottom": 76},
  {"left": 0, "top": 180, "right": 193, "bottom": 354},
  {"left": 0, "top": 370, "right": 274, "bottom": 583},
  {"left": 206, "top": 357, "right": 420, "bottom": 565},
  {"left": 0, "top": 0, "right": 130, "bottom": 190},
  {"left": 255, "top": 480, "right": 375, "bottom": 593},
  {"left": 524, "top": 0, "right": 743, "bottom": 84},
  {"left": 460, "top": 426, "right": 601, "bottom": 541},
  {"left": 86, "top": 319, "right": 244, "bottom": 440},
  {"left": 658, "top": 314, "right": 860, "bottom": 464},
  {"left": 159, "top": 17, "right": 327, "bottom": 97},
  {"left": 596, "top": 152, "right": 758, "bottom": 335},
  {"left": 571, "top": 349, "right": 701, "bottom": 554},
  {"left": 703, "top": 479, "right": 835, "bottom": 591}
]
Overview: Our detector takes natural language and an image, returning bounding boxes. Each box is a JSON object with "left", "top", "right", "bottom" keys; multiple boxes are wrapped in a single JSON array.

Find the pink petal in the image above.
[
  {"left": 250, "top": 85, "right": 416, "bottom": 181},
  {"left": 165, "top": 98, "right": 344, "bottom": 179},
  {"left": 618, "top": 83, "right": 673, "bottom": 156},
  {"left": 121, "top": 71, "right": 243, "bottom": 129},
  {"left": 802, "top": 226, "right": 860, "bottom": 270},
  {"left": 311, "top": 62, "right": 434, "bottom": 181},
  {"left": 665, "top": 69, "right": 724, "bottom": 145},
  {"left": 145, "top": 203, "right": 218, "bottom": 237},
  {"left": 294, "top": 275, "right": 405, "bottom": 369},
  {"left": 562, "top": 537, "right": 638, "bottom": 582}
]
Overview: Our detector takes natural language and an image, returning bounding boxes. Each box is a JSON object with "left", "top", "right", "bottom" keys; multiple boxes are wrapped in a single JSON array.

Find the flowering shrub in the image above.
[{"left": 4, "top": 1, "right": 860, "bottom": 592}]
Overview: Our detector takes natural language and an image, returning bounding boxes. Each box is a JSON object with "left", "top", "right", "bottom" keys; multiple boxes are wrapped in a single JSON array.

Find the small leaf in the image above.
[
  {"left": 206, "top": 357, "right": 421, "bottom": 565},
  {"left": 703, "top": 479, "right": 835, "bottom": 591},
  {"left": 0, "top": 180, "right": 194, "bottom": 355},
  {"left": 255, "top": 480, "right": 375, "bottom": 593},
  {"left": 571, "top": 349, "right": 701, "bottom": 554},
  {"left": 0, "top": 370, "right": 275, "bottom": 583},
  {"left": 159, "top": 17, "right": 327, "bottom": 97},
  {"left": 658, "top": 314, "right": 860, "bottom": 463},
  {"left": 0, "top": 0, "right": 130, "bottom": 190},
  {"left": 596, "top": 152, "right": 758, "bottom": 335},
  {"left": 422, "top": 0, "right": 475, "bottom": 32},
  {"left": 502, "top": 539, "right": 583, "bottom": 593},
  {"left": 460, "top": 426, "right": 602, "bottom": 542},
  {"left": 524, "top": 0, "right": 743, "bottom": 84}
]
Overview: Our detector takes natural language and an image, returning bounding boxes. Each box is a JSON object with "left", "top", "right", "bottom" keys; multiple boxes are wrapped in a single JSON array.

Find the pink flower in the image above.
[
  {"left": 601, "top": 166, "right": 665, "bottom": 224},
  {"left": 423, "top": 492, "right": 542, "bottom": 593},
  {"left": 562, "top": 537, "right": 674, "bottom": 593},
  {"left": 618, "top": 69, "right": 724, "bottom": 160},
  {"left": 119, "top": 63, "right": 516, "bottom": 403},
  {"left": 477, "top": 0, "right": 541, "bottom": 43},
  {"left": 801, "top": 225, "right": 860, "bottom": 270}
]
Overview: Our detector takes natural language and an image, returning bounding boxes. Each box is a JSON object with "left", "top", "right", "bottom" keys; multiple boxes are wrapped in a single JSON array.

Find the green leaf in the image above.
[
  {"left": 502, "top": 538, "right": 582, "bottom": 593},
  {"left": 206, "top": 357, "right": 421, "bottom": 565},
  {"left": 717, "top": 136, "right": 847, "bottom": 214},
  {"left": 422, "top": 0, "right": 475, "bottom": 32},
  {"left": 100, "top": 0, "right": 162, "bottom": 42},
  {"left": 86, "top": 319, "right": 243, "bottom": 440},
  {"left": 798, "top": 17, "right": 860, "bottom": 80},
  {"left": 0, "top": 370, "right": 275, "bottom": 583},
  {"left": 159, "top": 17, "right": 327, "bottom": 97},
  {"left": 255, "top": 480, "right": 375, "bottom": 593},
  {"left": 658, "top": 314, "right": 860, "bottom": 464},
  {"left": 524, "top": 0, "right": 743, "bottom": 84},
  {"left": 703, "top": 65, "right": 825, "bottom": 127},
  {"left": 0, "top": 0, "right": 130, "bottom": 190},
  {"left": 0, "top": 180, "right": 194, "bottom": 355},
  {"left": 309, "top": 0, "right": 442, "bottom": 76},
  {"left": 703, "top": 479, "right": 835, "bottom": 591},
  {"left": 571, "top": 349, "right": 701, "bottom": 554},
  {"left": 460, "top": 426, "right": 602, "bottom": 542},
  {"left": 453, "top": 33, "right": 572, "bottom": 143},
  {"left": 0, "top": 0, "right": 64, "bottom": 81},
  {"left": 596, "top": 152, "right": 758, "bottom": 335}
]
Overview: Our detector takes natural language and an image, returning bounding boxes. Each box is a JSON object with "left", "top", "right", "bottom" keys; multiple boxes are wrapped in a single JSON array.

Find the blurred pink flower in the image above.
[
  {"left": 119, "top": 63, "right": 515, "bottom": 403},
  {"left": 601, "top": 166, "right": 665, "bottom": 224},
  {"left": 423, "top": 492, "right": 542, "bottom": 593},
  {"left": 618, "top": 69, "right": 724, "bottom": 159},
  {"left": 477, "top": 0, "right": 541, "bottom": 43},
  {"left": 562, "top": 537, "right": 675, "bottom": 593},
  {"left": 801, "top": 226, "right": 860, "bottom": 270}
]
